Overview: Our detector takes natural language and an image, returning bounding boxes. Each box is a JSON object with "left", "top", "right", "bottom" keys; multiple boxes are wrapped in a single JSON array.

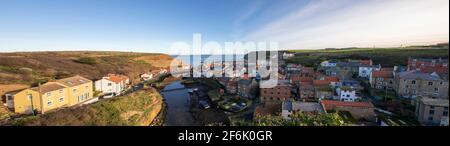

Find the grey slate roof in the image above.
[{"left": 397, "top": 70, "right": 444, "bottom": 81}]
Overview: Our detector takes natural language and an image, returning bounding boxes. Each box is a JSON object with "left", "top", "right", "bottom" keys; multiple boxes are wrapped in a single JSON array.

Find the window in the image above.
[
  {"left": 27, "top": 94, "right": 32, "bottom": 101},
  {"left": 108, "top": 83, "right": 112, "bottom": 86},
  {"left": 47, "top": 100, "right": 53, "bottom": 106},
  {"left": 428, "top": 82, "right": 433, "bottom": 86},
  {"left": 434, "top": 88, "right": 439, "bottom": 92},
  {"left": 59, "top": 89, "right": 63, "bottom": 94},
  {"left": 59, "top": 97, "right": 64, "bottom": 103},
  {"left": 73, "top": 88, "right": 77, "bottom": 93},
  {"left": 428, "top": 116, "right": 433, "bottom": 121},
  {"left": 430, "top": 106, "right": 435, "bottom": 109},
  {"left": 444, "top": 111, "right": 448, "bottom": 117},
  {"left": 85, "top": 86, "right": 89, "bottom": 89},
  {"left": 412, "top": 80, "right": 416, "bottom": 84},
  {"left": 429, "top": 110, "right": 435, "bottom": 115},
  {"left": 47, "top": 92, "right": 51, "bottom": 96}
]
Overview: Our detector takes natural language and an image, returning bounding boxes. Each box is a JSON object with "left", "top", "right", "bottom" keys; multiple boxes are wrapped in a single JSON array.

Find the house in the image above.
[
  {"left": 317, "top": 76, "right": 340, "bottom": 87},
  {"left": 394, "top": 70, "right": 449, "bottom": 99},
  {"left": 260, "top": 80, "right": 292, "bottom": 102},
  {"left": 140, "top": 72, "right": 155, "bottom": 81},
  {"left": 408, "top": 58, "right": 449, "bottom": 74},
  {"left": 290, "top": 75, "right": 313, "bottom": 86},
  {"left": 281, "top": 101, "right": 325, "bottom": 119},
  {"left": 370, "top": 70, "right": 394, "bottom": 90},
  {"left": 320, "top": 61, "right": 337, "bottom": 67},
  {"left": 5, "top": 75, "right": 93, "bottom": 114},
  {"left": 237, "top": 78, "right": 258, "bottom": 99},
  {"left": 358, "top": 64, "right": 381, "bottom": 78},
  {"left": 54, "top": 75, "right": 94, "bottom": 106},
  {"left": 282, "top": 52, "right": 295, "bottom": 59},
  {"left": 226, "top": 78, "right": 238, "bottom": 94},
  {"left": 298, "top": 83, "right": 315, "bottom": 100},
  {"left": 95, "top": 74, "right": 130, "bottom": 96},
  {"left": 286, "top": 63, "right": 302, "bottom": 74},
  {"left": 323, "top": 67, "right": 339, "bottom": 76},
  {"left": 320, "top": 100, "right": 376, "bottom": 120},
  {"left": 336, "top": 87, "right": 359, "bottom": 102},
  {"left": 415, "top": 97, "right": 449, "bottom": 126},
  {"left": 336, "top": 80, "right": 363, "bottom": 102},
  {"left": 300, "top": 67, "right": 315, "bottom": 77},
  {"left": 314, "top": 86, "right": 333, "bottom": 100}
]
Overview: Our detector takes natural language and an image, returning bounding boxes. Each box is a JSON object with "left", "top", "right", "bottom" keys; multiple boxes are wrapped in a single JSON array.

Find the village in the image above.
[
  {"left": 195, "top": 51, "right": 449, "bottom": 126},
  {"left": 0, "top": 50, "right": 448, "bottom": 126}
]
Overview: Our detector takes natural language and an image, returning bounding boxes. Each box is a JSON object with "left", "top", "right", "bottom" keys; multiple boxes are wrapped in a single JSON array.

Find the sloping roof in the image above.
[
  {"left": 372, "top": 70, "right": 393, "bottom": 78},
  {"left": 31, "top": 83, "right": 66, "bottom": 94},
  {"left": 313, "top": 80, "right": 330, "bottom": 86},
  {"left": 56, "top": 75, "right": 92, "bottom": 87},
  {"left": 359, "top": 60, "right": 372, "bottom": 66},
  {"left": 324, "top": 76, "right": 339, "bottom": 82},
  {"left": 104, "top": 74, "right": 129, "bottom": 84},
  {"left": 397, "top": 70, "right": 443, "bottom": 81},
  {"left": 420, "top": 97, "right": 449, "bottom": 107},
  {"left": 321, "top": 100, "right": 374, "bottom": 110}
]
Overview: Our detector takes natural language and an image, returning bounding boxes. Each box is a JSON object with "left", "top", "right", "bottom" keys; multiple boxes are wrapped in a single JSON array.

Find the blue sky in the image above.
[{"left": 0, "top": 0, "right": 448, "bottom": 53}]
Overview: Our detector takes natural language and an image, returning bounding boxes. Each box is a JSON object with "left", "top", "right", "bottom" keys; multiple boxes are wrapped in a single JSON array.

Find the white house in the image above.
[
  {"left": 336, "top": 88, "right": 359, "bottom": 102},
  {"left": 95, "top": 74, "right": 130, "bottom": 96},
  {"left": 282, "top": 52, "right": 295, "bottom": 59},
  {"left": 320, "top": 61, "right": 337, "bottom": 67},
  {"left": 140, "top": 72, "right": 155, "bottom": 81},
  {"left": 358, "top": 64, "right": 381, "bottom": 78}
]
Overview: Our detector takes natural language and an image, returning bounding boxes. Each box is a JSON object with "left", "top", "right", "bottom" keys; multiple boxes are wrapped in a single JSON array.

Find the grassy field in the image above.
[
  {"left": 8, "top": 88, "right": 163, "bottom": 126},
  {"left": 0, "top": 51, "right": 174, "bottom": 86},
  {"left": 286, "top": 45, "right": 448, "bottom": 68}
]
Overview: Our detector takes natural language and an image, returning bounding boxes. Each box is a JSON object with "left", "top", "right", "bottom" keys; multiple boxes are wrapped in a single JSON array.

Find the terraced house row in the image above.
[{"left": 5, "top": 75, "right": 93, "bottom": 114}]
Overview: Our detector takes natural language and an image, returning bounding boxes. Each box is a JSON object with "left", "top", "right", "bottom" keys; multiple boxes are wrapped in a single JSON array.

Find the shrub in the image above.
[{"left": 74, "top": 57, "right": 97, "bottom": 65}]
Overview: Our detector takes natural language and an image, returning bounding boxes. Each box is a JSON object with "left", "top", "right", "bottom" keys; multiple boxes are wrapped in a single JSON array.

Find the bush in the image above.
[{"left": 74, "top": 57, "right": 97, "bottom": 65}]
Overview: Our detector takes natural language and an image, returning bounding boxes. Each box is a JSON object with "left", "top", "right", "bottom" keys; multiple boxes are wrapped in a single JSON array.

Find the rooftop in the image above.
[
  {"left": 397, "top": 70, "right": 443, "bottom": 81},
  {"left": 31, "top": 83, "right": 66, "bottom": 94},
  {"left": 321, "top": 100, "right": 374, "bottom": 110},
  {"left": 372, "top": 70, "right": 393, "bottom": 78},
  {"left": 56, "top": 75, "right": 92, "bottom": 87},
  {"left": 420, "top": 97, "right": 449, "bottom": 107},
  {"left": 283, "top": 101, "right": 325, "bottom": 113}
]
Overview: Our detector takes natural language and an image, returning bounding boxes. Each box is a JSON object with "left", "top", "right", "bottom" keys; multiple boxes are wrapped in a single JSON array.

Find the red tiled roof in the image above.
[
  {"left": 321, "top": 100, "right": 374, "bottom": 110},
  {"left": 360, "top": 60, "right": 372, "bottom": 66},
  {"left": 371, "top": 70, "right": 393, "bottom": 78},
  {"left": 106, "top": 74, "right": 129, "bottom": 84},
  {"left": 313, "top": 80, "right": 330, "bottom": 86},
  {"left": 324, "top": 76, "right": 339, "bottom": 82}
]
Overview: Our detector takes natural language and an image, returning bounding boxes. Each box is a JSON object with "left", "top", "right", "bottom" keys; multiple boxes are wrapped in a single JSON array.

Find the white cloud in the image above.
[{"left": 242, "top": 0, "right": 449, "bottom": 49}]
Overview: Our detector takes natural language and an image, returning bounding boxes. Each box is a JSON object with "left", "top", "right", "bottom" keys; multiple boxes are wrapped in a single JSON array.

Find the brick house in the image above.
[
  {"left": 370, "top": 70, "right": 394, "bottom": 90},
  {"left": 260, "top": 80, "right": 292, "bottom": 102}
]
